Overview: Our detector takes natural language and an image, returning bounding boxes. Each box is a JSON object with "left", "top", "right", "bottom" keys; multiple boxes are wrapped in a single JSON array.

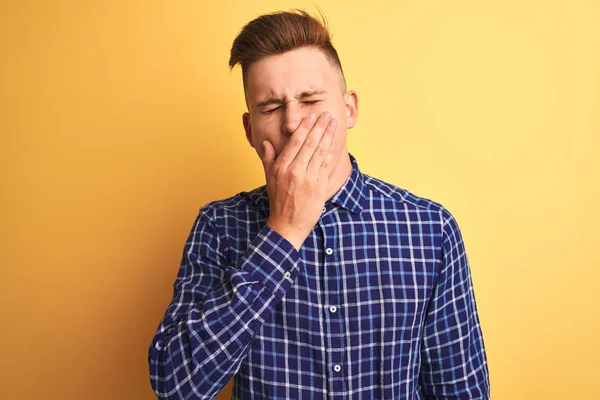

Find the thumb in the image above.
[{"left": 261, "top": 140, "right": 275, "bottom": 174}]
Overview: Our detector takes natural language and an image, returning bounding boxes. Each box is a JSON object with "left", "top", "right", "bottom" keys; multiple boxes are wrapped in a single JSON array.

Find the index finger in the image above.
[{"left": 275, "top": 114, "right": 318, "bottom": 170}]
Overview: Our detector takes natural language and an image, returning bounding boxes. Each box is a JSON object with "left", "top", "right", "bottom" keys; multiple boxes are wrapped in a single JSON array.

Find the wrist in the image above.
[{"left": 266, "top": 220, "right": 306, "bottom": 251}]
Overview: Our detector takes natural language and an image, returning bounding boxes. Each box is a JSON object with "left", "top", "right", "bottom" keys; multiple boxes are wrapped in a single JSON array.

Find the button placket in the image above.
[{"left": 321, "top": 220, "right": 346, "bottom": 394}]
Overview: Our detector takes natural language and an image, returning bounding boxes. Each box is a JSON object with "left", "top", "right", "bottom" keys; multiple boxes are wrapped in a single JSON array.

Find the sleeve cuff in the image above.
[{"left": 240, "top": 223, "right": 302, "bottom": 295}]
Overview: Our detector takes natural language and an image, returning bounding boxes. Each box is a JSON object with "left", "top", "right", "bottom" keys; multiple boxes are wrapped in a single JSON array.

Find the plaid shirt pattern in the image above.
[{"left": 149, "top": 153, "right": 490, "bottom": 399}]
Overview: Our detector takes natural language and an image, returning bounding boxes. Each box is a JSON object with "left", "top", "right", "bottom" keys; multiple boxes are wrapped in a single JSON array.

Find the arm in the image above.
[
  {"left": 419, "top": 208, "right": 490, "bottom": 399},
  {"left": 148, "top": 208, "right": 301, "bottom": 399},
  {"left": 148, "top": 111, "right": 336, "bottom": 399}
]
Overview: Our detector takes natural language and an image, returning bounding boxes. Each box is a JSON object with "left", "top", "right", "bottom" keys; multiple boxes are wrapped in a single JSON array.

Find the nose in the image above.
[{"left": 281, "top": 102, "right": 306, "bottom": 136}]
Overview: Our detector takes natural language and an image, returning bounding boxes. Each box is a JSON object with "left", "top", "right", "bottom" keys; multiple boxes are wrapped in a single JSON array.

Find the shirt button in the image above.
[
  {"left": 283, "top": 271, "right": 291, "bottom": 279},
  {"left": 333, "top": 364, "right": 341, "bottom": 372},
  {"left": 325, "top": 248, "right": 333, "bottom": 255},
  {"left": 329, "top": 305, "right": 337, "bottom": 313},
  {"left": 322, "top": 207, "right": 326, "bottom": 214}
]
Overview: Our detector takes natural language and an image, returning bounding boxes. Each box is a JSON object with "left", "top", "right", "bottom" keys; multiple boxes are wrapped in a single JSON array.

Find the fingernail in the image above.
[
  {"left": 308, "top": 114, "right": 316, "bottom": 122},
  {"left": 323, "top": 112, "right": 331, "bottom": 120},
  {"left": 330, "top": 119, "right": 338, "bottom": 128}
]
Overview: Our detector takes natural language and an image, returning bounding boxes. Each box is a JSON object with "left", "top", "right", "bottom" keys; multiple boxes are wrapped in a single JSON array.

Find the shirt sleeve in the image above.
[
  {"left": 419, "top": 208, "right": 491, "bottom": 399},
  {"left": 148, "top": 208, "right": 301, "bottom": 399}
]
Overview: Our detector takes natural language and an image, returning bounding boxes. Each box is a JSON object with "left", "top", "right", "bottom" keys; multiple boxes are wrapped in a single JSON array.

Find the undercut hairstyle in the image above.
[{"left": 229, "top": 9, "right": 346, "bottom": 92}]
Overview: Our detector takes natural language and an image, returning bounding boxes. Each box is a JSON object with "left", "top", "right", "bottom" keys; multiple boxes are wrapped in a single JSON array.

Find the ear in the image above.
[
  {"left": 242, "top": 112, "right": 254, "bottom": 148},
  {"left": 344, "top": 90, "right": 359, "bottom": 129}
]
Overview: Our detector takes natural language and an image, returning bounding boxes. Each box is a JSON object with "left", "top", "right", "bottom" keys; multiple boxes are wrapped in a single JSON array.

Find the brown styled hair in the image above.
[{"left": 229, "top": 9, "right": 345, "bottom": 91}]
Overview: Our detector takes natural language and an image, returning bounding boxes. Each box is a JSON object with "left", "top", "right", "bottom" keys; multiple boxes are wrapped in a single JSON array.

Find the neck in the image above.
[{"left": 325, "top": 150, "right": 353, "bottom": 201}]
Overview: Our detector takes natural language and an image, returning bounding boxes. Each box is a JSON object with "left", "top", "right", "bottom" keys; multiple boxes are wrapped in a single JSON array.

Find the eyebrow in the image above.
[{"left": 256, "top": 90, "right": 327, "bottom": 108}]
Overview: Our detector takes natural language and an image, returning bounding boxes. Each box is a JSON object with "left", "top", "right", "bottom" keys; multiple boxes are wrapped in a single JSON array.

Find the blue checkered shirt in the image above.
[{"left": 149, "top": 153, "right": 490, "bottom": 399}]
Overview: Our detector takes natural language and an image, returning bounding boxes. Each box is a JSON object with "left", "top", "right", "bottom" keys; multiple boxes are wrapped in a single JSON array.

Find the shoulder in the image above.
[
  {"left": 361, "top": 172, "right": 463, "bottom": 228},
  {"left": 198, "top": 185, "right": 267, "bottom": 222},
  {"left": 361, "top": 173, "right": 467, "bottom": 254},
  {"left": 362, "top": 173, "right": 446, "bottom": 212}
]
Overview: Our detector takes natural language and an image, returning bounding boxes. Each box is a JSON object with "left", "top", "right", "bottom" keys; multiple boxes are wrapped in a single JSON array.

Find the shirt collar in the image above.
[
  {"left": 328, "top": 152, "right": 366, "bottom": 215},
  {"left": 253, "top": 152, "right": 366, "bottom": 218}
]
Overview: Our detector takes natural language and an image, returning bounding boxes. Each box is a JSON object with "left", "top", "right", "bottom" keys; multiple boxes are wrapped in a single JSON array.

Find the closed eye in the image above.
[
  {"left": 263, "top": 100, "right": 321, "bottom": 115},
  {"left": 263, "top": 106, "right": 282, "bottom": 115}
]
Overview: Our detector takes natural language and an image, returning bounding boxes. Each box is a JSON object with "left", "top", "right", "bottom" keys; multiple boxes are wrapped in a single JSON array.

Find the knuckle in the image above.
[
  {"left": 290, "top": 138, "right": 303, "bottom": 148},
  {"left": 316, "top": 147, "right": 327, "bottom": 158},
  {"left": 304, "top": 138, "right": 316, "bottom": 148},
  {"left": 273, "top": 165, "right": 284, "bottom": 178},
  {"left": 289, "top": 167, "right": 303, "bottom": 180},
  {"left": 271, "top": 156, "right": 285, "bottom": 171}
]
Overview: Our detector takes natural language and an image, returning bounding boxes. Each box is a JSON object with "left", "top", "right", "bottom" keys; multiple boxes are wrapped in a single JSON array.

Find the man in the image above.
[{"left": 149, "top": 9, "right": 490, "bottom": 400}]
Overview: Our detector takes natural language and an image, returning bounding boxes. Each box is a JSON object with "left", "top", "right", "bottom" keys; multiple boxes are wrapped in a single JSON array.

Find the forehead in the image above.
[{"left": 246, "top": 47, "right": 334, "bottom": 97}]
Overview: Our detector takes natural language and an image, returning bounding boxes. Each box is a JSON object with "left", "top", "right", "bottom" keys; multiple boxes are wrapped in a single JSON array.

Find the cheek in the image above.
[
  {"left": 253, "top": 114, "right": 280, "bottom": 133},
  {"left": 251, "top": 118, "right": 273, "bottom": 143},
  {"left": 322, "top": 102, "right": 345, "bottom": 127},
  {"left": 331, "top": 122, "right": 348, "bottom": 156},
  {"left": 252, "top": 117, "right": 286, "bottom": 152}
]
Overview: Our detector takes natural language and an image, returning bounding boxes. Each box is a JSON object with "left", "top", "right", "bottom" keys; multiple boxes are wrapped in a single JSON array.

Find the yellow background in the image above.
[{"left": 1, "top": 1, "right": 598, "bottom": 399}]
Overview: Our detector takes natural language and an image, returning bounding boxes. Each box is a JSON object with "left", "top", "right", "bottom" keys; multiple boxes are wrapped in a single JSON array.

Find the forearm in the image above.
[{"left": 149, "top": 224, "right": 301, "bottom": 399}]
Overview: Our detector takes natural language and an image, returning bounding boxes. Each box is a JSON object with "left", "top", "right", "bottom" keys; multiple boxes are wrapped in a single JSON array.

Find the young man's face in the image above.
[{"left": 243, "top": 46, "right": 358, "bottom": 167}]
